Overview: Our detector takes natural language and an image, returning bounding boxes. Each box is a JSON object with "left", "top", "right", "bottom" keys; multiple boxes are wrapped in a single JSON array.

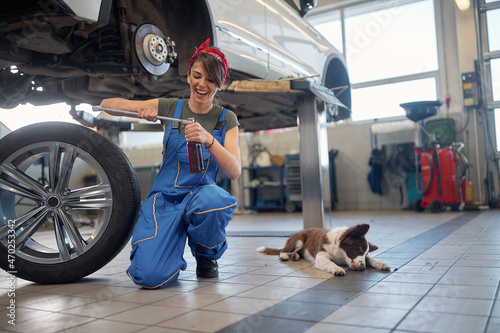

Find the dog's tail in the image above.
[{"left": 256, "top": 246, "right": 281, "bottom": 255}]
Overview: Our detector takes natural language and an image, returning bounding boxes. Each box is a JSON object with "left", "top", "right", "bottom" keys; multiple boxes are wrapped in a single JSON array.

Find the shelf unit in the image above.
[
  {"left": 283, "top": 154, "right": 302, "bottom": 212},
  {"left": 283, "top": 151, "right": 339, "bottom": 212},
  {"left": 241, "top": 165, "right": 285, "bottom": 211}
]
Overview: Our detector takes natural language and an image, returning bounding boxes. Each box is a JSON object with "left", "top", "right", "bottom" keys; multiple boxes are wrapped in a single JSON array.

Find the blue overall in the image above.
[{"left": 126, "top": 99, "right": 237, "bottom": 289}]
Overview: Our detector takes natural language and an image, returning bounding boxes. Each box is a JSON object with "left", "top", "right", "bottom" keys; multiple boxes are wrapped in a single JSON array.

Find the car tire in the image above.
[{"left": 0, "top": 122, "right": 140, "bottom": 284}]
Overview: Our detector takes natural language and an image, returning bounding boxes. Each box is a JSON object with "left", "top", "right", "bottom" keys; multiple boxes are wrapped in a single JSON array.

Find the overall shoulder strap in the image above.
[
  {"left": 214, "top": 108, "right": 229, "bottom": 147},
  {"left": 215, "top": 108, "right": 228, "bottom": 130},
  {"left": 162, "top": 99, "right": 184, "bottom": 153},
  {"left": 171, "top": 99, "right": 184, "bottom": 129}
]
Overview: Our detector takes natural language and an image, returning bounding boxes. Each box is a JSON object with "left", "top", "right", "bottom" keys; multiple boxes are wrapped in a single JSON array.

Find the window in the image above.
[
  {"left": 482, "top": 0, "right": 500, "bottom": 150},
  {"left": 344, "top": 0, "right": 438, "bottom": 84},
  {"left": 492, "top": 58, "right": 500, "bottom": 102},
  {"left": 352, "top": 78, "right": 437, "bottom": 121},
  {"left": 309, "top": 0, "right": 439, "bottom": 121},
  {"left": 486, "top": 8, "right": 500, "bottom": 51},
  {"left": 496, "top": 109, "right": 500, "bottom": 150}
]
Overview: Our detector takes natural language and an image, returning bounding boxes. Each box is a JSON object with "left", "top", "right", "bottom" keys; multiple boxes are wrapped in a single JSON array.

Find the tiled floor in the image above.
[{"left": 1, "top": 210, "right": 499, "bottom": 333}]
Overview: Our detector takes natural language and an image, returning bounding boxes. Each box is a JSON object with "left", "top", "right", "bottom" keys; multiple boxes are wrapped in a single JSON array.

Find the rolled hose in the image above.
[
  {"left": 432, "top": 144, "right": 443, "bottom": 197},
  {"left": 415, "top": 150, "right": 433, "bottom": 196}
]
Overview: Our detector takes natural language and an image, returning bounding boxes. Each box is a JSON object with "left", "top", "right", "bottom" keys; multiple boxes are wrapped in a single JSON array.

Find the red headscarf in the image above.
[{"left": 189, "top": 38, "right": 229, "bottom": 84}]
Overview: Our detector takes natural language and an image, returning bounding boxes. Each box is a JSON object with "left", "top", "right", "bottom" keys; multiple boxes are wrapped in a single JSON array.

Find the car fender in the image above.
[{"left": 205, "top": 0, "right": 269, "bottom": 78}]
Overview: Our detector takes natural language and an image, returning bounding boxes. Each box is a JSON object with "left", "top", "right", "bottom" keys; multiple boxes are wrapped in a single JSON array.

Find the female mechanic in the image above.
[{"left": 100, "top": 38, "right": 241, "bottom": 289}]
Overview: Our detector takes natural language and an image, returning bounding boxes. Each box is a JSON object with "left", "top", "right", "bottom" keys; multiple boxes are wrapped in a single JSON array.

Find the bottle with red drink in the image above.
[{"left": 186, "top": 118, "right": 204, "bottom": 174}]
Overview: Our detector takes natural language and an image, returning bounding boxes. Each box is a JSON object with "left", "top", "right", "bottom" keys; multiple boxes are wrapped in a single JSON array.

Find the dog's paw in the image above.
[
  {"left": 373, "top": 261, "right": 391, "bottom": 271},
  {"left": 332, "top": 267, "right": 345, "bottom": 276},
  {"left": 279, "top": 253, "right": 290, "bottom": 261},
  {"left": 290, "top": 253, "right": 300, "bottom": 261},
  {"left": 379, "top": 262, "right": 391, "bottom": 271}
]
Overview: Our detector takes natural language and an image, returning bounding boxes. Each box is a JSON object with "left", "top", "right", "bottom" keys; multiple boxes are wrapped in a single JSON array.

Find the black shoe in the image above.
[{"left": 194, "top": 254, "right": 219, "bottom": 278}]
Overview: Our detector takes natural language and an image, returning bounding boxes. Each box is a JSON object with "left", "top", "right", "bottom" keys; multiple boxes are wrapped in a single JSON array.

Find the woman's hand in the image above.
[
  {"left": 183, "top": 122, "right": 212, "bottom": 146},
  {"left": 137, "top": 106, "right": 159, "bottom": 122}
]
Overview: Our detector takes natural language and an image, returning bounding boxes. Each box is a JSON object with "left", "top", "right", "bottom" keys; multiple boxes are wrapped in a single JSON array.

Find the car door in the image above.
[
  {"left": 264, "top": 0, "right": 329, "bottom": 80},
  {"left": 206, "top": 0, "right": 269, "bottom": 79}
]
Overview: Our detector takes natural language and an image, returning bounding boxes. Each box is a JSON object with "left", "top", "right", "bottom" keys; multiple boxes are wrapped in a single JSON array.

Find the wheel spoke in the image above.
[
  {"left": 67, "top": 198, "right": 113, "bottom": 209},
  {"left": 0, "top": 177, "right": 44, "bottom": 201},
  {"left": 54, "top": 145, "right": 76, "bottom": 194},
  {"left": 0, "top": 206, "right": 47, "bottom": 240},
  {"left": 15, "top": 210, "right": 50, "bottom": 248},
  {"left": 48, "top": 142, "right": 61, "bottom": 191},
  {"left": 0, "top": 164, "right": 46, "bottom": 198},
  {"left": 65, "top": 184, "right": 111, "bottom": 200},
  {"left": 53, "top": 215, "right": 72, "bottom": 261},
  {"left": 56, "top": 210, "right": 86, "bottom": 255}
]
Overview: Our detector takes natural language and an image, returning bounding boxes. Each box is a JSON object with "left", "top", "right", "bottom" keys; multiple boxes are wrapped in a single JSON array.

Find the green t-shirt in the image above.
[{"left": 158, "top": 98, "right": 239, "bottom": 137}]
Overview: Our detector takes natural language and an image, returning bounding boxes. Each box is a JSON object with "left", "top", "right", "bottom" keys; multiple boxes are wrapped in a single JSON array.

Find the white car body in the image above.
[{"left": 207, "top": 0, "right": 337, "bottom": 82}]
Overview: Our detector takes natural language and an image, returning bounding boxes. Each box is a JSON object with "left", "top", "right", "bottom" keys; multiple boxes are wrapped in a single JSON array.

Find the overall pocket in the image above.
[{"left": 174, "top": 144, "right": 212, "bottom": 188}]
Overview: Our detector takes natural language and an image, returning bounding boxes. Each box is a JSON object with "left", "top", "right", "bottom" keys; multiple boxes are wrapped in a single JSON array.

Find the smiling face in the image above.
[{"left": 187, "top": 60, "right": 219, "bottom": 111}]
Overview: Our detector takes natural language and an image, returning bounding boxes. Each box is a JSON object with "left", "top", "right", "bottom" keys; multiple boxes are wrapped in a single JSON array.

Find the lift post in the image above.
[
  {"left": 296, "top": 92, "right": 331, "bottom": 227},
  {"left": 292, "top": 80, "right": 347, "bottom": 228}
]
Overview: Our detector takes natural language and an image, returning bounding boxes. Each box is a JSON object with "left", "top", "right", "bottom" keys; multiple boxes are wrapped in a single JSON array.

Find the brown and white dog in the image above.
[{"left": 257, "top": 224, "right": 390, "bottom": 276}]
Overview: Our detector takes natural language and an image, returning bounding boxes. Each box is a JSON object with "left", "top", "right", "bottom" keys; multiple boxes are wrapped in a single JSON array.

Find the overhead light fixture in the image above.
[{"left": 455, "top": 0, "right": 471, "bottom": 11}]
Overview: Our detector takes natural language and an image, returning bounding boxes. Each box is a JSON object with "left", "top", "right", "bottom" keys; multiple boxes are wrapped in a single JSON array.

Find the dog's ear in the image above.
[
  {"left": 368, "top": 242, "right": 378, "bottom": 252},
  {"left": 340, "top": 224, "right": 370, "bottom": 245},
  {"left": 352, "top": 223, "right": 370, "bottom": 236}
]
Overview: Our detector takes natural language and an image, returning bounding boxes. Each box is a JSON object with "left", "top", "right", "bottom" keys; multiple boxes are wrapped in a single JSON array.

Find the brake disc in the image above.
[{"left": 133, "top": 23, "right": 176, "bottom": 76}]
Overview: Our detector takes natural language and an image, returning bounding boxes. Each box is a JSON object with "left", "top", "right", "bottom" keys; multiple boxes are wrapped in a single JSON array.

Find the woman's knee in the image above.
[
  {"left": 128, "top": 258, "right": 183, "bottom": 289},
  {"left": 128, "top": 242, "right": 186, "bottom": 289},
  {"left": 189, "top": 185, "right": 236, "bottom": 213}
]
